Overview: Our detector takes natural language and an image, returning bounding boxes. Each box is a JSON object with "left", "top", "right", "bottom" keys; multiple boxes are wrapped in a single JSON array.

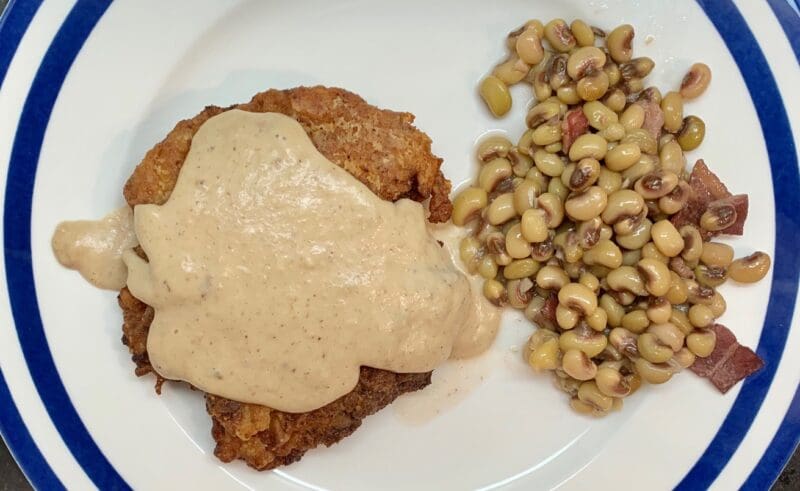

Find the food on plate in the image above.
[
  {"left": 55, "top": 86, "right": 500, "bottom": 469},
  {"left": 466, "top": 18, "right": 769, "bottom": 415}
]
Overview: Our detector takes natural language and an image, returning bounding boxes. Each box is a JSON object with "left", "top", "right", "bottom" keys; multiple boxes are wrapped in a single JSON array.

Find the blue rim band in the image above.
[
  {"left": 0, "top": 1, "right": 798, "bottom": 490},
  {"left": 767, "top": 0, "right": 800, "bottom": 61},
  {"left": 2, "top": 0, "right": 127, "bottom": 489},
  {"left": 675, "top": 0, "right": 800, "bottom": 488},
  {"left": 0, "top": 0, "right": 43, "bottom": 87}
]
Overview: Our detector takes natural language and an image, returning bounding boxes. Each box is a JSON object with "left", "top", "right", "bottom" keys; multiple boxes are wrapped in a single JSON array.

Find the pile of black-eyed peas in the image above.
[{"left": 460, "top": 19, "right": 771, "bottom": 416}]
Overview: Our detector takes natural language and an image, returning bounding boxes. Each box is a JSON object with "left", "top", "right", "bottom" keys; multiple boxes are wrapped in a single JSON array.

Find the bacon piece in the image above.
[
  {"left": 561, "top": 108, "right": 588, "bottom": 154},
  {"left": 636, "top": 100, "right": 664, "bottom": 141},
  {"left": 690, "top": 324, "right": 764, "bottom": 393},
  {"left": 670, "top": 160, "right": 748, "bottom": 238}
]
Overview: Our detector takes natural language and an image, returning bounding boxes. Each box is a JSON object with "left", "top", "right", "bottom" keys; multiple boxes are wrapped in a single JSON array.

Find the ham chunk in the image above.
[
  {"left": 637, "top": 100, "right": 664, "bottom": 141},
  {"left": 561, "top": 108, "right": 588, "bottom": 154},
  {"left": 690, "top": 324, "right": 764, "bottom": 393}
]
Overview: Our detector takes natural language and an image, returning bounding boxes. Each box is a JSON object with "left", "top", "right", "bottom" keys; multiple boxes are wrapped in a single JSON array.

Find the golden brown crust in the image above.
[
  {"left": 119, "top": 86, "right": 451, "bottom": 470},
  {"left": 124, "top": 86, "right": 452, "bottom": 222}
]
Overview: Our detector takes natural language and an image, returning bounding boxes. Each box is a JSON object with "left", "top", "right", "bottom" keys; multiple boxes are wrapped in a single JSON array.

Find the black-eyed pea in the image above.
[
  {"left": 528, "top": 337, "right": 560, "bottom": 371},
  {"left": 568, "top": 133, "right": 608, "bottom": 161},
  {"left": 532, "top": 124, "right": 563, "bottom": 147},
  {"left": 505, "top": 224, "right": 532, "bottom": 259},
  {"left": 492, "top": 55, "right": 531, "bottom": 85},
  {"left": 679, "top": 225, "right": 703, "bottom": 262},
  {"left": 509, "top": 148, "right": 534, "bottom": 177},
  {"left": 603, "top": 87, "right": 626, "bottom": 112},
  {"left": 671, "top": 347, "right": 697, "bottom": 369},
  {"left": 597, "top": 168, "right": 623, "bottom": 195},
  {"left": 565, "top": 186, "right": 608, "bottom": 221},
  {"left": 533, "top": 149, "right": 565, "bottom": 176},
  {"left": 537, "top": 193, "right": 565, "bottom": 228},
  {"left": 635, "top": 358, "right": 674, "bottom": 384},
  {"left": 695, "top": 264, "right": 727, "bottom": 288},
  {"left": 635, "top": 170, "right": 679, "bottom": 199},
  {"left": 579, "top": 271, "right": 601, "bottom": 293},
  {"left": 728, "top": 252, "right": 772, "bottom": 283},
  {"left": 619, "top": 104, "right": 645, "bottom": 131},
  {"left": 562, "top": 158, "right": 600, "bottom": 192},
  {"left": 700, "top": 200, "right": 738, "bottom": 232},
  {"left": 513, "top": 179, "right": 539, "bottom": 215},
  {"left": 701, "top": 242, "right": 734, "bottom": 268},
  {"left": 685, "top": 279, "right": 715, "bottom": 305},
  {"left": 586, "top": 307, "right": 608, "bottom": 332},
  {"left": 666, "top": 271, "right": 689, "bottom": 305},
  {"left": 452, "top": 187, "right": 488, "bottom": 226},
  {"left": 621, "top": 309, "right": 650, "bottom": 334},
  {"left": 486, "top": 192, "right": 517, "bottom": 225},
  {"left": 687, "top": 328, "right": 717, "bottom": 358},
  {"left": 570, "top": 19, "right": 595, "bottom": 47},
  {"left": 526, "top": 100, "right": 561, "bottom": 129},
  {"left": 658, "top": 180, "right": 691, "bottom": 215},
  {"left": 567, "top": 46, "right": 606, "bottom": 80},
  {"left": 477, "top": 255, "right": 498, "bottom": 280},
  {"left": 709, "top": 290, "right": 727, "bottom": 317},
  {"left": 559, "top": 326, "right": 607, "bottom": 358},
  {"left": 595, "top": 366, "right": 632, "bottom": 397},
  {"left": 518, "top": 129, "right": 536, "bottom": 156},
  {"left": 605, "top": 143, "right": 641, "bottom": 171},
  {"left": 530, "top": 235, "right": 556, "bottom": 262},
  {"left": 477, "top": 135, "right": 512, "bottom": 163},
  {"left": 548, "top": 53, "right": 570, "bottom": 90},
  {"left": 648, "top": 322, "right": 685, "bottom": 352},
  {"left": 601, "top": 189, "right": 645, "bottom": 225},
  {"left": 583, "top": 239, "right": 623, "bottom": 269},
  {"left": 536, "top": 265, "right": 569, "bottom": 290},
  {"left": 616, "top": 218, "right": 652, "bottom": 250},
  {"left": 680, "top": 63, "right": 712, "bottom": 100},
  {"left": 677, "top": 115, "right": 706, "bottom": 151},
  {"left": 459, "top": 236, "right": 483, "bottom": 274},
  {"left": 637, "top": 333, "right": 674, "bottom": 363},
  {"left": 483, "top": 278, "right": 507, "bottom": 306},
  {"left": 606, "top": 24, "right": 634, "bottom": 63},
  {"left": 647, "top": 297, "right": 673, "bottom": 324},
  {"left": 556, "top": 303, "right": 580, "bottom": 330},
  {"left": 600, "top": 122, "right": 626, "bottom": 142},
  {"left": 688, "top": 304, "right": 714, "bottom": 328},
  {"left": 548, "top": 175, "right": 570, "bottom": 202},
  {"left": 651, "top": 220, "right": 684, "bottom": 257},
  {"left": 504, "top": 258, "right": 540, "bottom": 280},
  {"left": 583, "top": 100, "right": 619, "bottom": 130},
  {"left": 558, "top": 282, "right": 597, "bottom": 316},
  {"left": 601, "top": 294, "right": 625, "bottom": 327},
  {"left": 507, "top": 278, "right": 535, "bottom": 309},
  {"left": 637, "top": 257, "right": 671, "bottom": 296},
  {"left": 670, "top": 309, "right": 693, "bottom": 336},
  {"left": 520, "top": 208, "right": 549, "bottom": 243},
  {"left": 478, "top": 158, "right": 513, "bottom": 192},
  {"left": 622, "top": 248, "right": 642, "bottom": 267},
  {"left": 515, "top": 27, "right": 545, "bottom": 65},
  {"left": 609, "top": 327, "right": 639, "bottom": 358},
  {"left": 576, "top": 217, "right": 603, "bottom": 250},
  {"left": 532, "top": 61, "right": 553, "bottom": 101},
  {"left": 661, "top": 91, "right": 684, "bottom": 133},
  {"left": 577, "top": 380, "right": 614, "bottom": 413},
  {"left": 621, "top": 128, "right": 658, "bottom": 155},
  {"left": 480, "top": 76, "right": 512, "bottom": 117},
  {"left": 607, "top": 265, "right": 647, "bottom": 296},
  {"left": 506, "top": 19, "right": 544, "bottom": 49},
  {"left": 659, "top": 139, "right": 686, "bottom": 175},
  {"left": 544, "top": 18, "right": 577, "bottom": 52},
  {"left": 577, "top": 70, "right": 610, "bottom": 101},
  {"left": 527, "top": 166, "right": 550, "bottom": 191}
]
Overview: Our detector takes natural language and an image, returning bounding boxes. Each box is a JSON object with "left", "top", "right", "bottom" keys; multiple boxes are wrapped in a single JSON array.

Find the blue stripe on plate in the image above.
[
  {"left": 0, "top": 0, "right": 44, "bottom": 87},
  {"left": 766, "top": 0, "right": 800, "bottom": 61},
  {"left": 0, "top": 368, "right": 64, "bottom": 490},
  {"left": 2, "top": 0, "right": 129, "bottom": 489},
  {"left": 675, "top": 0, "right": 800, "bottom": 489}
]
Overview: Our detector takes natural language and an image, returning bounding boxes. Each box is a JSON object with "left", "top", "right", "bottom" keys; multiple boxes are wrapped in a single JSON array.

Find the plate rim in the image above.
[{"left": 0, "top": 1, "right": 798, "bottom": 489}]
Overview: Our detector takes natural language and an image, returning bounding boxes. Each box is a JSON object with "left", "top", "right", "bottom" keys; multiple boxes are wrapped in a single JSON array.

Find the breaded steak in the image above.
[{"left": 119, "top": 86, "right": 451, "bottom": 470}]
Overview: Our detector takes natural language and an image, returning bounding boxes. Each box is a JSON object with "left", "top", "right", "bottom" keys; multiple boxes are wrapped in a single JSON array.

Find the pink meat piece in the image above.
[
  {"left": 561, "top": 108, "right": 588, "bottom": 154},
  {"left": 636, "top": 100, "right": 664, "bottom": 141},
  {"left": 689, "top": 324, "right": 764, "bottom": 393}
]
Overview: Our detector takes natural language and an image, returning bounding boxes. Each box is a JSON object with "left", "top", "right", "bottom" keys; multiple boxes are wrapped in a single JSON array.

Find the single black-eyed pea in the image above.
[
  {"left": 526, "top": 166, "right": 550, "bottom": 192},
  {"left": 582, "top": 100, "right": 618, "bottom": 130},
  {"left": 600, "top": 122, "right": 626, "bottom": 142},
  {"left": 513, "top": 179, "right": 539, "bottom": 215},
  {"left": 507, "top": 278, "right": 535, "bottom": 309},
  {"left": 562, "top": 158, "right": 600, "bottom": 192},
  {"left": 609, "top": 327, "right": 639, "bottom": 358},
  {"left": 478, "top": 158, "right": 513, "bottom": 192},
  {"left": 637, "top": 257, "right": 671, "bottom": 296},
  {"left": 548, "top": 53, "right": 570, "bottom": 90},
  {"left": 528, "top": 337, "right": 560, "bottom": 371},
  {"left": 477, "top": 255, "right": 498, "bottom": 279},
  {"left": 621, "top": 309, "right": 650, "bottom": 333},
  {"left": 671, "top": 347, "right": 697, "bottom": 370},
  {"left": 486, "top": 192, "right": 517, "bottom": 225},
  {"left": 565, "top": 186, "right": 608, "bottom": 221},
  {"left": 505, "top": 223, "right": 532, "bottom": 259},
  {"left": 670, "top": 308, "right": 694, "bottom": 336},
  {"left": 619, "top": 104, "right": 645, "bottom": 131},
  {"left": 452, "top": 187, "right": 488, "bottom": 226},
  {"left": 620, "top": 57, "right": 655, "bottom": 79},
  {"left": 520, "top": 207, "right": 549, "bottom": 243},
  {"left": 603, "top": 87, "right": 626, "bottom": 112},
  {"left": 483, "top": 278, "right": 506, "bottom": 306},
  {"left": 651, "top": 220, "right": 684, "bottom": 257},
  {"left": 532, "top": 62, "right": 553, "bottom": 101},
  {"left": 700, "top": 201, "right": 737, "bottom": 232},
  {"left": 728, "top": 251, "right": 772, "bottom": 283},
  {"left": 661, "top": 91, "right": 684, "bottom": 133},
  {"left": 544, "top": 18, "right": 577, "bottom": 52},
  {"left": 621, "top": 76, "right": 644, "bottom": 95},
  {"left": 558, "top": 376, "right": 583, "bottom": 397},
  {"left": 532, "top": 124, "right": 563, "bottom": 147},
  {"left": 709, "top": 290, "right": 727, "bottom": 317},
  {"left": 648, "top": 322, "right": 685, "bottom": 352},
  {"left": 599, "top": 224, "right": 613, "bottom": 241},
  {"left": 638, "top": 85, "right": 662, "bottom": 104},
  {"left": 526, "top": 100, "right": 561, "bottom": 129},
  {"left": 504, "top": 258, "right": 540, "bottom": 280},
  {"left": 604, "top": 143, "right": 641, "bottom": 171},
  {"left": 601, "top": 189, "right": 645, "bottom": 225},
  {"left": 579, "top": 272, "right": 600, "bottom": 293},
  {"left": 583, "top": 239, "right": 623, "bottom": 269},
  {"left": 545, "top": 142, "right": 563, "bottom": 154},
  {"left": 680, "top": 62, "right": 712, "bottom": 100},
  {"left": 518, "top": 129, "right": 536, "bottom": 156},
  {"left": 515, "top": 27, "right": 545, "bottom": 65},
  {"left": 556, "top": 303, "right": 580, "bottom": 330},
  {"left": 567, "top": 46, "right": 606, "bottom": 80},
  {"left": 562, "top": 231, "right": 584, "bottom": 263},
  {"left": 601, "top": 294, "right": 625, "bottom": 327},
  {"left": 635, "top": 358, "right": 674, "bottom": 384},
  {"left": 677, "top": 115, "right": 706, "bottom": 151},
  {"left": 679, "top": 225, "right": 704, "bottom": 262},
  {"left": 622, "top": 248, "right": 642, "bottom": 267},
  {"left": 647, "top": 297, "right": 673, "bottom": 324},
  {"left": 615, "top": 218, "right": 652, "bottom": 250},
  {"left": 700, "top": 242, "right": 734, "bottom": 268},
  {"left": 559, "top": 326, "right": 607, "bottom": 358},
  {"left": 606, "top": 24, "right": 634, "bottom": 63},
  {"left": 659, "top": 139, "right": 685, "bottom": 175},
  {"left": 570, "top": 19, "right": 595, "bottom": 47},
  {"left": 621, "top": 128, "right": 658, "bottom": 155},
  {"left": 685, "top": 279, "right": 715, "bottom": 305},
  {"left": 477, "top": 135, "right": 512, "bottom": 163},
  {"left": 597, "top": 168, "right": 623, "bottom": 195},
  {"left": 533, "top": 149, "right": 565, "bottom": 176},
  {"left": 536, "top": 265, "right": 569, "bottom": 290},
  {"left": 595, "top": 366, "right": 632, "bottom": 397},
  {"left": 562, "top": 349, "right": 599, "bottom": 381},
  {"left": 509, "top": 148, "right": 534, "bottom": 177},
  {"left": 459, "top": 236, "right": 483, "bottom": 274},
  {"left": 577, "top": 380, "right": 613, "bottom": 412},
  {"left": 507, "top": 20, "right": 544, "bottom": 48},
  {"left": 695, "top": 264, "right": 727, "bottom": 288},
  {"left": 538, "top": 192, "right": 565, "bottom": 228},
  {"left": 492, "top": 55, "right": 531, "bottom": 85},
  {"left": 607, "top": 265, "right": 648, "bottom": 296},
  {"left": 586, "top": 307, "right": 608, "bottom": 331},
  {"left": 568, "top": 133, "right": 608, "bottom": 161},
  {"left": 480, "top": 76, "right": 512, "bottom": 117},
  {"left": 666, "top": 271, "right": 689, "bottom": 305},
  {"left": 689, "top": 304, "right": 715, "bottom": 328},
  {"left": 638, "top": 332, "right": 674, "bottom": 363},
  {"left": 576, "top": 217, "right": 603, "bottom": 250},
  {"left": 658, "top": 180, "right": 691, "bottom": 215},
  {"left": 635, "top": 170, "right": 679, "bottom": 199},
  {"left": 577, "top": 70, "right": 610, "bottom": 101},
  {"left": 687, "top": 328, "right": 717, "bottom": 358},
  {"left": 642, "top": 242, "right": 668, "bottom": 263},
  {"left": 548, "top": 175, "right": 570, "bottom": 202}
]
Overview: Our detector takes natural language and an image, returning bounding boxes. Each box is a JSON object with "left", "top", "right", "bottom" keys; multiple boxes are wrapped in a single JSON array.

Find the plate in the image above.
[{"left": 0, "top": 0, "right": 798, "bottom": 489}]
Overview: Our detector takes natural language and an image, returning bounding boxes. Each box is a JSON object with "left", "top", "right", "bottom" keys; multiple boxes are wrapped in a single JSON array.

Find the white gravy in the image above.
[
  {"left": 122, "top": 110, "right": 499, "bottom": 412},
  {"left": 51, "top": 206, "right": 138, "bottom": 290}
]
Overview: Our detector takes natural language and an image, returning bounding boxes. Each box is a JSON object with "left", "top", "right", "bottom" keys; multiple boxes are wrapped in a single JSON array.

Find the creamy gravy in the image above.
[
  {"left": 123, "top": 110, "right": 499, "bottom": 412},
  {"left": 52, "top": 206, "right": 138, "bottom": 290}
]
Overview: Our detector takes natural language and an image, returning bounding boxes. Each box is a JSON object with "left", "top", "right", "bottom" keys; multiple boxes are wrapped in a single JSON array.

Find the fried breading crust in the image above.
[{"left": 119, "top": 86, "right": 451, "bottom": 470}]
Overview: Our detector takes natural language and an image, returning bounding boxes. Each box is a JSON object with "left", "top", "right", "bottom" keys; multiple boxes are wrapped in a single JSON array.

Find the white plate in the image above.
[{"left": 0, "top": 0, "right": 799, "bottom": 489}]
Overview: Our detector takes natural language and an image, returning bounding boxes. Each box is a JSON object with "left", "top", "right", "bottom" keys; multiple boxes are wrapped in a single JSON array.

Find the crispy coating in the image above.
[{"left": 119, "top": 86, "right": 451, "bottom": 469}]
